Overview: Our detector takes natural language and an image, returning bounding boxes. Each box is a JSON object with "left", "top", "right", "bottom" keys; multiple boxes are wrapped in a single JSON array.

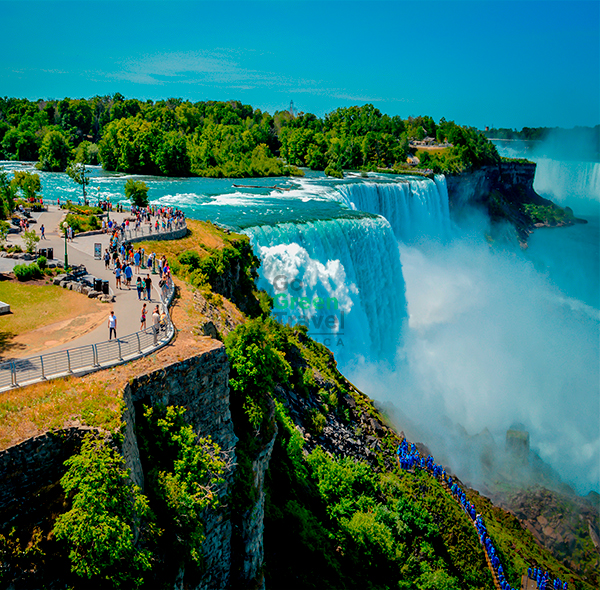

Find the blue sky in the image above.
[{"left": 2, "top": 0, "right": 598, "bottom": 130}]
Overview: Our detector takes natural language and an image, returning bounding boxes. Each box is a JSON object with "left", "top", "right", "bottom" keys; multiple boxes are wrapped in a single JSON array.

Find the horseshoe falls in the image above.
[{"left": 533, "top": 159, "right": 600, "bottom": 215}]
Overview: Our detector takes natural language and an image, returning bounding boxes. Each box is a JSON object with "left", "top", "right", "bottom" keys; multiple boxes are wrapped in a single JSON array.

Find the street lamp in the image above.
[{"left": 62, "top": 221, "right": 69, "bottom": 270}]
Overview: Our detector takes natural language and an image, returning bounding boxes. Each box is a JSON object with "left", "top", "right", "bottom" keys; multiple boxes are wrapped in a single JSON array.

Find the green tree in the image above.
[
  {"left": 38, "top": 129, "right": 71, "bottom": 171},
  {"left": 0, "top": 169, "right": 17, "bottom": 218},
  {"left": 66, "top": 141, "right": 91, "bottom": 200},
  {"left": 139, "top": 405, "right": 227, "bottom": 567},
  {"left": 124, "top": 178, "right": 149, "bottom": 207},
  {"left": 11, "top": 171, "right": 41, "bottom": 200},
  {"left": 225, "top": 318, "right": 291, "bottom": 435},
  {"left": 53, "top": 437, "right": 153, "bottom": 588},
  {"left": 156, "top": 131, "right": 190, "bottom": 176},
  {"left": 1, "top": 128, "right": 39, "bottom": 161},
  {"left": 22, "top": 229, "right": 40, "bottom": 254},
  {"left": 0, "top": 220, "right": 10, "bottom": 244}
]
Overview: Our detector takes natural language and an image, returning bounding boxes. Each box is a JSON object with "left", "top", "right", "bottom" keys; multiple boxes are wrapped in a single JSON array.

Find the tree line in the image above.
[{"left": 0, "top": 95, "right": 501, "bottom": 179}]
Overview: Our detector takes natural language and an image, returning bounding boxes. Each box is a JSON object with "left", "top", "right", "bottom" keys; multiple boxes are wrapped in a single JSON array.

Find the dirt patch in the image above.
[
  {"left": 0, "top": 275, "right": 108, "bottom": 360},
  {"left": 9, "top": 307, "right": 108, "bottom": 358}
]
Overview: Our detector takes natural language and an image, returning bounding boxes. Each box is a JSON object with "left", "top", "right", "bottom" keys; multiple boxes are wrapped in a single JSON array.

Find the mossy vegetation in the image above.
[{"left": 522, "top": 203, "right": 575, "bottom": 226}]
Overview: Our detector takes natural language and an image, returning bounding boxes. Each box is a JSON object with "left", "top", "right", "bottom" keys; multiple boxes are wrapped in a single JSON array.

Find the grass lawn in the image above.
[
  {"left": 134, "top": 218, "right": 245, "bottom": 261},
  {"left": 0, "top": 279, "right": 105, "bottom": 358},
  {"left": 415, "top": 146, "right": 449, "bottom": 155},
  {"left": 0, "top": 275, "right": 225, "bottom": 450}
]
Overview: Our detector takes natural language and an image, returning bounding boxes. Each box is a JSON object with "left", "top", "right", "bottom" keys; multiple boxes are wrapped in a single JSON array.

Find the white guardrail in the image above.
[{"left": 0, "top": 279, "right": 177, "bottom": 393}]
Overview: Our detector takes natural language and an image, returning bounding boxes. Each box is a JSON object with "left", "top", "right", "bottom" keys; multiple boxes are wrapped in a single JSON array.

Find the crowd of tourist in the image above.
[
  {"left": 396, "top": 439, "right": 569, "bottom": 590},
  {"left": 101, "top": 205, "right": 186, "bottom": 236}
]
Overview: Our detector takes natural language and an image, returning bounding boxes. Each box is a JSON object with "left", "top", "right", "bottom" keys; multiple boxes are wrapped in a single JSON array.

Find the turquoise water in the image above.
[{"left": 1, "top": 162, "right": 379, "bottom": 229}]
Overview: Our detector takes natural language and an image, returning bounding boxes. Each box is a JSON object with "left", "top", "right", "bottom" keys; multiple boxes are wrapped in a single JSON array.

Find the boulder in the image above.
[
  {"left": 87, "top": 290, "right": 101, "bottom": 299},
  {"left": 53, "top": 274, "right": 67, "bottom": 285}
]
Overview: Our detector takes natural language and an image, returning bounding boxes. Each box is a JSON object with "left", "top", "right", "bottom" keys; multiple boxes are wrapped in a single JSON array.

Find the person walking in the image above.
[
  {"left": 108, "top": 310, "right": 117, "bottom": 340},
  {"left": 115, "top": 265, "right": 122, "bottom": 289},
  {"left": 140, "top": 303, "right": 147, "bottom": 330},
  {"left": 136, "top": 276, "right": 144, "bottom": 300},
  {"left": 144, "top": 274, "right": 152, "bottom": 301},
  {"left": 104, "top": 248, "right": 110, "bottom": 270},
  {"left": 40, "top": 224, "right": 45, "bottom": 239},
  {"left": 124, "top": 263, "right": 133, "bottom": 289},
  {"left": 152, "top": 305, "right": 160, "bottom": 344}
]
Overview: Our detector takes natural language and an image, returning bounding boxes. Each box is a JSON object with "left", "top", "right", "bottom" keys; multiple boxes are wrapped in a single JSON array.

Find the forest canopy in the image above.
[{"left": 0, "top": 95, "right": 501, "bottom": 177}]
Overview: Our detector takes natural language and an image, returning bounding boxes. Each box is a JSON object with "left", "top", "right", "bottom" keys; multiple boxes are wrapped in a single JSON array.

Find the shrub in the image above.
[
  {"left": 324, "top": 162, "right": 344, "bottom": 178},
  {"left": 36, "top": 255, "right": 47, "bottom": 269},
  {"left": 65, "top": 200, "right": 102, "bottom": 215},
  {"left": 13, "top": 263, "right": 42, "bottom": 281},
  {"left": 225, "top": 317, "right": 292, "bottom": 438},
  {"left": 23, "top": 229, "right": 40, "bottom": 254},
  {"left": 65, "top": 212, "right": 100, "bottom": 233},
  {"left": 178, "top": 250, "right": 202, "bottom": 269},
  {"left": 0, "top": 220, "right": 9, "bottom": 245}
]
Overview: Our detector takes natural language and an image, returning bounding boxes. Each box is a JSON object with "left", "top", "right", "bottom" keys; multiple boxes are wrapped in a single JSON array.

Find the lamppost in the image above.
[{"left": 62, "top": 221, "right": 69, "bottom": 270}]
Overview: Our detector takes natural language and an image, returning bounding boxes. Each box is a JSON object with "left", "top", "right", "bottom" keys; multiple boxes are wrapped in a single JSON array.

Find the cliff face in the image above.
[
  {"left": 121, "top": 343, "right": 237, "bottom": 590},
  {"left": 0, "top": 343, "right": 276, "bottom": 590},
  {"left": 446, "top": 161, "right": 555, "bottom": 242}
]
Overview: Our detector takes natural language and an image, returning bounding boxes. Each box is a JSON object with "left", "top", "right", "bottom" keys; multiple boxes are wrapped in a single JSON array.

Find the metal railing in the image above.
[
  {"left": 0, "top": 280, "right": 176, "bottom": 393},
  {"left": 117, "top": 218, "right": 187, "bottom": 243}
]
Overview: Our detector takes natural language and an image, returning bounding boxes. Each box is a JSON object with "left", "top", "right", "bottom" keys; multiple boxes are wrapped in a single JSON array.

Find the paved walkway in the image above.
[{"left": 2, "top": 205, "right": 167, "bottom": 357}]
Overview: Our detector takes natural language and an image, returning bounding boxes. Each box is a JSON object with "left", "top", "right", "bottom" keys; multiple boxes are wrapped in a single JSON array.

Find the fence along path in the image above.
[
  {"left": 0, "top": 275, "right": 176, "bottom": 393},
  {"left": 118, "top": 217, "right": 186, "bottom": 243}
]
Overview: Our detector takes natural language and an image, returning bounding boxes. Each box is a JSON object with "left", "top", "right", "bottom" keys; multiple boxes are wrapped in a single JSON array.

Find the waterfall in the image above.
[
  {"left": 335, "top": 175, "right": 452, "bottom": 244},
  {"left": 533, "top": 158, "right": 600, "bottom": 212},
  {"left": 244, "top": 216, "right": 407, "bottom": 366}
]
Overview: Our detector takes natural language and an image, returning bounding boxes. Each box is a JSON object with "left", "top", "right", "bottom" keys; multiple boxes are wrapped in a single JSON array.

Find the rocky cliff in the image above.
[{"left": 446, "top": 160, "right": 561, "bottom": 243}]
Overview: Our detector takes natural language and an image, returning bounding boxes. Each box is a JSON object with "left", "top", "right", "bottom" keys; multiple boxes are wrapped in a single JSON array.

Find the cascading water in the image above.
[
  {"left": 244, "top": 215, "right": 407, "bottom": 367},
  {"left": 533, "top": 158, "right": 600, "bottom": 213},
  {"left": 335, "top": 175, "right": 452, "bottom": 244}
]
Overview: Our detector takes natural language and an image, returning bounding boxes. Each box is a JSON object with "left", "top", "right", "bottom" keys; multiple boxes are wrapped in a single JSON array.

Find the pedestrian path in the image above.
[{"left": 1, "top": 205, "right": 184, "bottom": 390}]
